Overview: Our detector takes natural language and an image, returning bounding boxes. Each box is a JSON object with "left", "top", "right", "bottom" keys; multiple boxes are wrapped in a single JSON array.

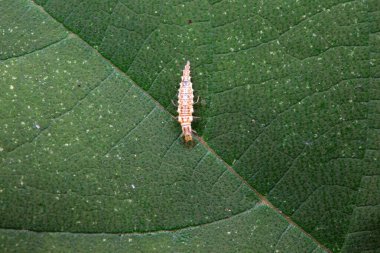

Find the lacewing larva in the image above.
[{"left": 177, "top": 61, "right": 194, "bottom": 142}]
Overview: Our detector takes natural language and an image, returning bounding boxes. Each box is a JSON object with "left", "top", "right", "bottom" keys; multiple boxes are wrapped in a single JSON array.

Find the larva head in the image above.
[
  {"left": 181, "top": 124, "right": 193, "bottom": 142},
  {"left": 184, "top": 134, "right": 192, "bottom": 142}
]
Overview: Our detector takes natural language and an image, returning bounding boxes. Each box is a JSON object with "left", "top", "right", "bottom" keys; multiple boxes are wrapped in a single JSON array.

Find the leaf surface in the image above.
[{"left": 1, "top": 0, "right": 379, "bottom": 252}]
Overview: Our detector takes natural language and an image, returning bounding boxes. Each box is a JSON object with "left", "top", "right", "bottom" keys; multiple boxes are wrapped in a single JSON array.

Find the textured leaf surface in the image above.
[
  {"left": 0, "top": 0, "right": 379, "bottom": 252},
  {"left": 0, "top": 206, "right": 327, "bottom": 253}
]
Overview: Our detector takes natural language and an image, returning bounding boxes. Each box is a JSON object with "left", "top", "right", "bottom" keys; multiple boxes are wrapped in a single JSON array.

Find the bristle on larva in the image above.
[{"left": 177, "top": 61, "right": 194, "bottom": 142}]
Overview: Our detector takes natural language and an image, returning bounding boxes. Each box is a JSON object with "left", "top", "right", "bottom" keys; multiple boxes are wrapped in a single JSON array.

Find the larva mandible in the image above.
[{"left": 177, "top": 61, "right": 194, "bottom": 142}]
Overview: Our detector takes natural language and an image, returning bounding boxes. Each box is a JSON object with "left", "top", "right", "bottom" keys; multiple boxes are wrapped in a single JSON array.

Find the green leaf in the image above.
[
  {"left": 0, "top": 206, "right": 327, "bottom": 253},
  {"left": 0, "top": 0, "right": 378, "bottom": 252}
]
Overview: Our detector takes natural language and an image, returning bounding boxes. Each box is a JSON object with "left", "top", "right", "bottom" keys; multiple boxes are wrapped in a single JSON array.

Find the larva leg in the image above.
[
  {"left": 171, "top": 99, "right": 178, "bottom": 106},
  {"left": 194, "top": 96, "right": 200, "bottom": 104}
]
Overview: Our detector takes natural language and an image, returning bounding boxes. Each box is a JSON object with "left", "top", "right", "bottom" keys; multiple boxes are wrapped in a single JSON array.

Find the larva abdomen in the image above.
[{"left": 177, "top": 61, "right": 194, "bottom": 142}]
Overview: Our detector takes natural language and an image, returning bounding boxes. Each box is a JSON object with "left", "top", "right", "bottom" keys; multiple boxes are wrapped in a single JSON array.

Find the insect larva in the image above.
[{"left": 177, "top": 61, "right": 194, "bottom": 142}]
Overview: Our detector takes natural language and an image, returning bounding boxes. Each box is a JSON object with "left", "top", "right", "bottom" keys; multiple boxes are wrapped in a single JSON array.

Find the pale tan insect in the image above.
[{"left": 177, "top": 61, "right": 194, "bottom": 142}]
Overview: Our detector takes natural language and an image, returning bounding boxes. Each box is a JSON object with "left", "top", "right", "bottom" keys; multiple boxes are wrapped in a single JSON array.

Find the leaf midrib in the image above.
[{"left": 26, "top": 1, "right": 332, "bottom": 251}]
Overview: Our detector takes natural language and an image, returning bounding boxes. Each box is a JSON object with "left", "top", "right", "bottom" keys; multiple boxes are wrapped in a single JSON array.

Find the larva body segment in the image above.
[{"left": 177, "top": 61, "right": 194, "bottom": 142}]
